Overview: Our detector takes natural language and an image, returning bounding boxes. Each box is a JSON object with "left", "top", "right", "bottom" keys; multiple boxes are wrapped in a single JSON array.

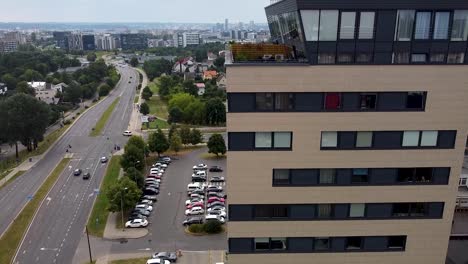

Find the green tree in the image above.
[
  {"left": 170, "top": 131, "right": 182, "bottom": 154},
  {"left": 182, "top": 80, "right": 198, "bottom": 96},
  {"left": 141, "top": 86, "right": 153, "bottom": 100},
  {"left": 19, "top": 69, "right": 44, "bottom": 82},
  {"left": 98, "top": 84, "right": 111, "bottom": 97},
  {"left": 190, "top": 128, "right": 203, "bottom": 145},
  {"left": 168, "top": 106, "right": 183, "bottom": 124},
  {"left": 184, "top": 100, "right": 205, "bottom": 124},
  {"left": 168, "top": 124, "right": 179, "bottom": 141},
  {"left": 127, "top": 135, "right": 147, "bottom": 153},
  {"left": 120, "top": 144, "right": 145, "bottom": 171},
  {"left": 87, "top": 53, "right": 97, "bottom": 62},
  {"left": 63, "top": 82, "right": 82, "bottom": 104},
  {"left": 168, "top": 93, "right": 196, "bottom": 112},
  {"left": 1, "top": 73, "right": 17, "bottom": 90},
  {"left": 130, "top": 57, "right": 139, "bottom": 67},
  {"left": 203, "top": 220, "right": 223, "bottom": 234},
  {"left": 213, "top": 57, "right": 225, "bottom": 70},
  {"left": 143, "top": 58, "right": 173, "bottom": 80},
  {"left": 140, "top": 102, "right": 150, "bottom": 115},
  {"left": 106, "top": 177, "right": 142, "bottom": 213},
  {"left": 157, "top": 75, "right": 173, "bottom": 98},
  {"left": 124, "top": 166, "right": 144, "bottom": 189},
  {"left": 148, "top": 129, "right": 169, "bottom": 157},
  {"left": 205, "top": 98, "right": 226, "bottom": 125},
  {"left": 179, "top": 125, "right": 191, "bottom": 145},
  {"left": 207, "top": 133, "right": 226, "bottom": 157},
  {"left": 16, "top": 81, "right": 35, "bottom": 95}
]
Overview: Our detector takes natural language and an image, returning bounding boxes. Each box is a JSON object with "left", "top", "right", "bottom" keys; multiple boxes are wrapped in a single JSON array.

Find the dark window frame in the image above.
[{"left": 345, "top": 237, "right": 364, "bottom": 251}]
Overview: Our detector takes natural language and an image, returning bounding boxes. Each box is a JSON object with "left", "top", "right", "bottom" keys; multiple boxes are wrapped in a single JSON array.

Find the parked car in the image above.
[
  {"left": 136, "top": 204, "right": 153, "bottom": 211},
  {"left": 132, "top": 208, "right": 151, "bottom": 217},
  {"left": 185, "top": 198, "right": 203, "bottom": 206},
  {"left": 206, "top": 186, "right": 223, "bottom": 193},
  {"left": 125, "top": 218, "right": 148, "bottom": 228},
  {"left": 147, "top": 174, "right": 162, "bottom": 179},
  {"left": 207, "top": 201, "right": 225, "bottom": 208},
  {"left": 182, "top": 216, "right": 204, "bottom": 226},
  {"left": 185, "top": 207, "right": 205, "bottom": 216},
  {"left": 191, "top": 177, "right": 206, "bottom": 183},
  {"left": 207, "top": 209, "right": 227, "bottom": 218},
  {"left": 209, "top": 166, "right": 223, "bottom": 172},
  {"left": 140, "top": 199, "right": 154, "bottom": 205},
  {"left": 142, "top": 195, "right": 158, "bottom": 201},
  {"left": 207, "top": 192, "right": 227, "bottom": 198},
  {"left": 74, "top": 169, "right": 82, "bottom": 176},
  {"left": 194, "top": 170, "right": 207, "bottom": 177},
  {"left": 144, "top": 188, "right": 159, "bottom": 195},
  {"left": 186, "top": 202, "right": 204, "bottom": 209},
  {"left": 189, "top": 193, "right": 204, "bottom": 200},
  {"left": 151, "top": 252, "right": 177, "bottom": 262},
  {"left": 187, "top": 182, "right": 205, "bottom": 192},
  {"left": 207, "top": 206, "right": 226, "bottom": 213},
  {"left": 207, "top": 197, "right": 225, "bottom": 203},
  {"left": 145, "top": 184, "right": 160, "bottom": 190},
  {"left": 193, "top": 163, "right": 208, "bottom": 170},
  {"left": 145, "top": 179, "right": 161, "bottom": 184},
  {"left": 209, "top": 176, "right": 225, "bottom": 183},
  {"left": 161, "top": 156, "right": 172, "bottom": 163},
  {"left": 83, "top": 172, "right": 91, "bottom": 180},
  {"left": 100, "top": 156, "right": 108, "bottom": 163},
  {"left": 205, "top": 215, "right": 226, "bottom": 224},
  {"left": 123, "top": 130, "right": 132, "bottom": 136},
  {"left": 189, "top": 189, "right": 205, "bottom": 196},
  {"left": 146, "top": 258, "right": 170, "bottom": 264},
  {"left": 128, "top": 213, "right": 147, "bottom": 221}
]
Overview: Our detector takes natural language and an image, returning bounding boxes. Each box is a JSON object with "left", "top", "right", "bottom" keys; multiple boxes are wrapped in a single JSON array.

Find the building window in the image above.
[
  {"left": 352, "top": 169, "right": 369, "bottom": 183},
  {"left": 447, "top": 53, "right": 465, "bottom": 64},
  {"left": 349, "top": 204, "right": 365, "bottom": 218},
  {"left": 395, "top": 10, "right": 416, "bottom": 41},
  {"left": 430, "top": 53, "right": 446, "bottom": 63},
  {"left": 433, "top": 12, "right": 450, "bottom": 39},
  {"left": 318, "top": 53, "right": 336, "bottom": 64},
  {"left": 387, "top": 236, "right": 406, "bottom": 249},
  {"left": 398, "top": 168, "right": 433, "bottom": 183},
  {"left": 256, "top": 93, "right": 273, "bottom": 111},
  {"left": 406, "top": 92, "right": 424, "bottom": 109},
  {"left": 356, "top": 132, "right": 373, "bottom": 148},
  {"left": 272, "top": 205, "right": 289, "bottom": 218},
  {"left": 451, "top": 10, "right": 468, "bottom": 41},
  {"left": 275, "top": 93, "right": 295, "bottom": 111},
  {"left": 392, "top": 203, "right": 427, "bottom": 217},
  {"left": 360, "top": 93, "right": 377, "bottom": 110},
  {"left": 340, "top": 12, "right": 356, "bottom": 39},
  {"left": 317, "top": 204, "right": 333, "bottom": 218},
  {"left": 270, "top": 238, "right": 287, "bottom": 250},
  {"left": 359, "top": 12, "right": 375, "bottom": 39},
  {"left": 411, "top": 54, "right": 427, "bottom": 63},
  {"left": 346, "top": 237, "right": 363, "bottom": 250},
  {"left": 337, "top": 53, "right": 354, "bottom": 63},
  {"left": 402, "top": 131, "right": 420, "bottom": 147},
  {"left": 255, "top": 238, "right": 270, "bottom": 251},
  {"left": 414, "top": 12, "right": 431, "bottom": 39},
  {"left": 420, "top": 131, "right": 438, "bottom": 146},
  {"left": 314, "top": 238, "right": 330, "bottom": 250},
  {"left": 300, "top": 10, "right": 319, "bottom": 41},
  {"left": 324, "top": 92, "right": 341, "bottom": 110},
  {"left": 409, "top": 203, "right": 427, "bottom": 216},
  {"left": 321, "top": 132, "right": 338, "bottom": 148},
  {"left": 356, "top": 53, "right": 373, "bottom": 63},
  {"left": 393, "top": 52, "right": 410, "bottom": 64},
  {"left": 254, "top": 206, "right": 271, "bottom": 218},
  {"left": 273, "top": 170, "right": 290, "bottom": 185},
  {"left": 274, "top": 132, "right": 292, "bottom": 148},
  {"left": 319, "top": 169, "right": 336, "bottom": 184},
  {"left": 319, "top": 10, "right": 339, "bottom": 41},
  {"left": 255, "top": 132, "right": 272, "bottom": 148},
  {"left": 460, "top": 178, "right": 467, "bottom": 186}
]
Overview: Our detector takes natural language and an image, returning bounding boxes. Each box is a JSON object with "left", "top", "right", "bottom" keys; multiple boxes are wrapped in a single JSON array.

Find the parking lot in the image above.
[{"left": 110, "top": 146, "right": 227, "bottom": 254}]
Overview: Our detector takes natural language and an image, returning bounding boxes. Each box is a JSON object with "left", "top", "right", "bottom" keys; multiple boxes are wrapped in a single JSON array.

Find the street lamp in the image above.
[{"left": 121, "top": 187, "right": 128, "bottom": 231}]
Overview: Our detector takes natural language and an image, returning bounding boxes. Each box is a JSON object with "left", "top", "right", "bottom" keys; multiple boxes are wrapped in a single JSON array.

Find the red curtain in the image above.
[{"left": 325, "top": 93, "right": 341, "bottom": 109}]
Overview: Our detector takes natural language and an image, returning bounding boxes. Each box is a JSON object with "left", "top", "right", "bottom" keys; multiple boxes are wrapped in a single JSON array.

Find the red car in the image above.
[
  {"left": 207, "top": 197, "right": 225, "bottom": 203},
  {"left": 186, "top": 202, "right": 205, "bottom": 209},
  {"left": 147, "top": 175, "right": 161, "bottom": 179}
]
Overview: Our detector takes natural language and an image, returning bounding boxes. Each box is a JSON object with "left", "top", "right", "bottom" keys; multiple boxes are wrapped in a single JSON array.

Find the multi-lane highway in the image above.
[{"left": 0, "top": 64, "right": 138, "bottom": 264}]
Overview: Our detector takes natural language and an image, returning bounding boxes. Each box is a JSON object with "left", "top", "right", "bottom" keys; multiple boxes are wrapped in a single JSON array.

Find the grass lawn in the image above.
[
  {"left": 146, "top": 95, "right": 168, "bottom": 120},
  {"left": 87, "top": 156, "right": 121, "bottom": 237},
  {"left": 0, "top": 158, "right": 70, "bottom": 264},
  {"left": 143, "top": 119, "right": 169, "bottom": 130},
  {"left": 0, "top": 123, "right": 71, "bottom": 179},
  {"left": 90, "top": 97, "right": 120, "bottom": 137},
  {"left": 148, "top": 79, "right": 159, "bottom": 94},
  {"left": 200, "top": 153, "right": 226, "bottom": 160},
  {"left": 95, "top": 51, "right": 112, "bottom": 59},
  {"left": 110, "top": 257, "right": 148, "bottom": 264},
  {"left": 134, "top": 95, "right": 139, "bottom": 103}
]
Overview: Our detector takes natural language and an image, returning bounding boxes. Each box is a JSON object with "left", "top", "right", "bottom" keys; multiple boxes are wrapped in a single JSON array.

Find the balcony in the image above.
[{"left": 225, "top": 43, "right": 308, "bottom": 65}]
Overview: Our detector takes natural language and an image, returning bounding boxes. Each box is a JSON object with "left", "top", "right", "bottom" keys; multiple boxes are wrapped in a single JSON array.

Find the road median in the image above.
[
  {"left": 0, "top": 158, "right": 70, "bottom": 264},
  {"left": 90, "top": 97, "right": 120, "bottom": 137}
]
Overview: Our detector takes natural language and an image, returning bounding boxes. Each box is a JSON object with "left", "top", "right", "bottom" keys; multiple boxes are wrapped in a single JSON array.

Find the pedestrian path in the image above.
[{"left": 102, "top": 212, "right": 148, "bottom": 240}]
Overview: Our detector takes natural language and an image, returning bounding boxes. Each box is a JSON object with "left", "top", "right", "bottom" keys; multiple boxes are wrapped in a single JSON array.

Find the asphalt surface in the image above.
[
  {"left": 109, "top": 147, "right": 227, "bottom": 254},
  {"left": 1, "top": 64, "right": 138, "bottom": 264}
]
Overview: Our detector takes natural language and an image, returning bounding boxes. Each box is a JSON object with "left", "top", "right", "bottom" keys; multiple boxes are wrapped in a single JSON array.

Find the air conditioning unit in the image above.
[
  {"left": 275, "top": 54, "right": 285, "bottom": 61},
  {"left": 262, "top": 54, "right": 273, "bottom": 60}
]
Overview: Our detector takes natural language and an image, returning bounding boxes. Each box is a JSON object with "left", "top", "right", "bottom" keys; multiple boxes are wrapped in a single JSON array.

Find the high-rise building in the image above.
[
  {"left": 82, "top": 34, "right": 95, "bottom": 51},
  {"left": 53, "top": 31, "right": 70, "bottom": 50},
  {"left": 67, "top": 33, "right": 83, "bottom": 50},
  {"left": 120, "top": 34, "right": 148, "bottom": 50},
  {"left": 225, "top": 19, "right": 229, "bottom": 31},
  {"left": 182, "top": 32, "right": 200, "bottom": 47},
  {"left": 226, "top": 0, "right": 468, "bottom": 264}
]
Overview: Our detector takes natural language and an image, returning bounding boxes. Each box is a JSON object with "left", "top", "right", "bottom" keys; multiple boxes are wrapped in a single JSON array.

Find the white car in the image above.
[
  {"left": 207, "top": 210, "right": 227, "bottom": 218},
  {"left": 194, "top": 171, "right": 207, "bottom": 177},
  {"left": 150, "top": 168, "right": 164, "bottom": 173},
  {"left": 146, "top": 258, "right": 170, "bottom": 264},
  {"left": 123, "top": 130, "right": 132, "bottom": 136},
  {"left": 185, "top": 199, "right": 203, "bottom": 206},
  {"left": 140, "top": 199, "right": 153, "bottom": 205},
  {"left": 205, "top": 214, "right": 226, "bottom": 224},
  {"left": 207, "top": 207, "right": 226, "bottom": 213},
  {"left": 185, "top": 207, "right": 205, "bottom": 216},
  {"left": 100, "top": 156, "right": 108, "bottom": 163},
  {"left": 193, "top": 163, "right": 208, "bottom": 170},
  {"left": 136, "top": 204, "right": 153, "bottom": 212},
  {"left": 125, "top": 219, "right": 148, "bottom": 228}
]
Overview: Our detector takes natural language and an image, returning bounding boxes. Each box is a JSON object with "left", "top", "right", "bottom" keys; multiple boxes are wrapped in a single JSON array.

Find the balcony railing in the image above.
[{"left": 226, "top": 43, "right": 308, "bottom": 64}]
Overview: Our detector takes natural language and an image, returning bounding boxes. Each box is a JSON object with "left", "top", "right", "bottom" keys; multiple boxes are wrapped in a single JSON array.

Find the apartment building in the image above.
[{"left": 226, "top": 0, "right": 468, "bottom": 263}]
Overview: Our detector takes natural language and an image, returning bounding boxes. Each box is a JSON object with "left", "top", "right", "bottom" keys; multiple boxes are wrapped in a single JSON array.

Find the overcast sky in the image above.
[{"left": 0, "top": 0, "right": 271, "bottom": 23}]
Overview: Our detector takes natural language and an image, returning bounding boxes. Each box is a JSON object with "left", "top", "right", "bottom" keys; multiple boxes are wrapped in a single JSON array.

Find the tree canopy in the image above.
[
  {"left": 106, "top": 177, "right": 142, "bottom": 213},
  {"left": 148, "top": 129, "right": 169, "bottom": 157},
  {"left": 143, "top": 59, "right": 173, "bottom": 80},
  {"left": 207, "top": 133, "right": 226, "bottom": 157}
]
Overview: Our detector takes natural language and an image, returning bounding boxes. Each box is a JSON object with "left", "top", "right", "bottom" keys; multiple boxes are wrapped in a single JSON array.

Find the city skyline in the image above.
[{"left": 0, "top": 0, "right": 271, "bottom": 23}]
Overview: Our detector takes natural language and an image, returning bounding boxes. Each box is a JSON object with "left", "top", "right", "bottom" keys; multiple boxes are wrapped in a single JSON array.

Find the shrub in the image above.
[
  {"left": 188, "top": 224, "right": 203, "bottom": 233},
  {"left": 203, "top": 221, "right": 223, "bottom": 234},
  {"left": 63, "top": 119, "right": 72, "bottom": 125}
]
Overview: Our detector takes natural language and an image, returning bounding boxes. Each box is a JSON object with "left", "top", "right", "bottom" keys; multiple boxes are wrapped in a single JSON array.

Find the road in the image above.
[{"left": 0, "top": 65, "right": 138, "bottom": 264}]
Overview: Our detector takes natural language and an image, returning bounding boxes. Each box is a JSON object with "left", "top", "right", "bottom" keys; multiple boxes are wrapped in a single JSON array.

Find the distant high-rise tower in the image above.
[
  {"left": 249, "top": 20, "right": 255, "bottom": 30},
  {"left": 225, "top": 19, "right": 229, "bottom": 31}
]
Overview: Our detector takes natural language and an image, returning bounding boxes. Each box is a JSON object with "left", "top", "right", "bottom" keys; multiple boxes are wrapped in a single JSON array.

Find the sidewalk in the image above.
[
  {"left": 127, "top": 67, "right": 148, "bottom": 136},
  {"left": 94, "top": 250, "right": 225, "bottom": 264},
  {"left": 102, "top": 212, "right": 148, "bottom": 240}
]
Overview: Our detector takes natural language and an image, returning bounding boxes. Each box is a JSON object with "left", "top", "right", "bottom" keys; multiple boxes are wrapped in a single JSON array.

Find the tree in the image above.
[
  {"left": 139, "top": 102, "right": 150, "bottom": 115},
  {"left": 168, "top": 106, "right": 183, "bottom": 124},
  {"left": 184, "top": 100, "right": 205, "bottom": 124},
  {"left": 1, "top": 73, "right": 17, "bottom": 90},
  {"left": 168, "top": 124, "right": 179, "bottom": 141},
  {"left": 87, "top": 53, "right": 97, "bottom": 62},
  {"left": 148, "top": 129, "right": 169, "bottom": 157},
  {"left": 203, "top": 220, "right": 223, "bottom": 234},
  {"left": 98, "top": 84, "right": 111, "bottom": 97},
  {"left": 130, "top": 57, "right": 139, "bottom": 67},
  {"left": 207, "top": 133, "right": 226, "bottom": 157},
  {"left": 63, "top": 82, "right": 82, "bottom": 104},
  {"left": 124, "top": 167, "right": 144, "bottom": 189},
  {"left": 106, "top": 177, "right": 142, "bottom": 213},
  {"left": 205, "top": 98, "right": 226, "bottom": 125},
  {"left": 179, "top": 125, "right": 191, "bottom": 145},
  {"left": 190, "top": 128, "right": 203, "bottom": 145},
  {"left": 182, "top": 80, "right": 198, "bottom": 96},
  {"left": 16, "top": 81, "right": 35, "bottom": 96},
  {"left": 141, "top": 86, "right": 153, "bottom": 100},
  {"left": 213, "top": 57, "right": 225, "bottom": 70},
  {"left": 127, "top": 135, "right": 147, "bottom": 154},
  {"left": 120, "top": 144, "right": 145, "bottom": 172},
  {"left": 168, "top": 93, "right": 196, "bottom": 113},
  {"left": 19, "top": 69, "right": 44, "bottom": 82},
  {"left": 143, "top": 59, "right": 173, "bottom": 80},
  {"left": 170, "top": 131, "right": 182, "bottom": 154}
]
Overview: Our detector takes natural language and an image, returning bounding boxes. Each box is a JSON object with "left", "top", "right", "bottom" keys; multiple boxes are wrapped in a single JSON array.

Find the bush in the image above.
[
  {"left": 76, "top": 112, "right": 80, "bottom": 116},
  {"left": 188, "top": 224, "right": 203, "bottom": 233},
  {"left": 203, "top": 221, "right": 223, "bottom": 234},
  {"left": 63, "top": 119, "right": 72, "bottom": 125}
]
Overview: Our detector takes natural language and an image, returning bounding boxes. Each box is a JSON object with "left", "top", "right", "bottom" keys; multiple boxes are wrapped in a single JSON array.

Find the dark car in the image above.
[
  {"left": 142, "top": 195, "right": 158, "bottom": 201},
  {"left": 210, "top": 176, "right": 225, "bottom": 183},
  {"left": 209, "top": 166, "right": 223, "bottom": 172},
  {"left": 207, "top": 201, "right": 225, "bottom": 208},
  {"left": 144, "top": 188, "right": 159, "bottom": 195},
  {"left": 157, "top": 159, "right": 170, "bottom": 165},
  {"left": 128, "top": 213, "right": 147, "bottom": 221},
  {"left": 132, "top": 208, "right": 150, "bottom": 217},
  {"left": 152, "top": 252, "right": 178, "bottom": 263},
  {"left": 206, "top": 186, "right": 223, "bottom": 193},
  {"left": 73, "top": 169, "right": 82, "bottom": 176},
  {"left": 83, "top": 172, "right": 91, "bottom": 180},
  {"left": 182, "top": 216, "right": 204, "bottom": 226},
  {"left": 208, "top": 192, "right": 227, "bottom": 198},
  {"left": 191, "top": 176, "right": 207, "bottom": 183}
]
